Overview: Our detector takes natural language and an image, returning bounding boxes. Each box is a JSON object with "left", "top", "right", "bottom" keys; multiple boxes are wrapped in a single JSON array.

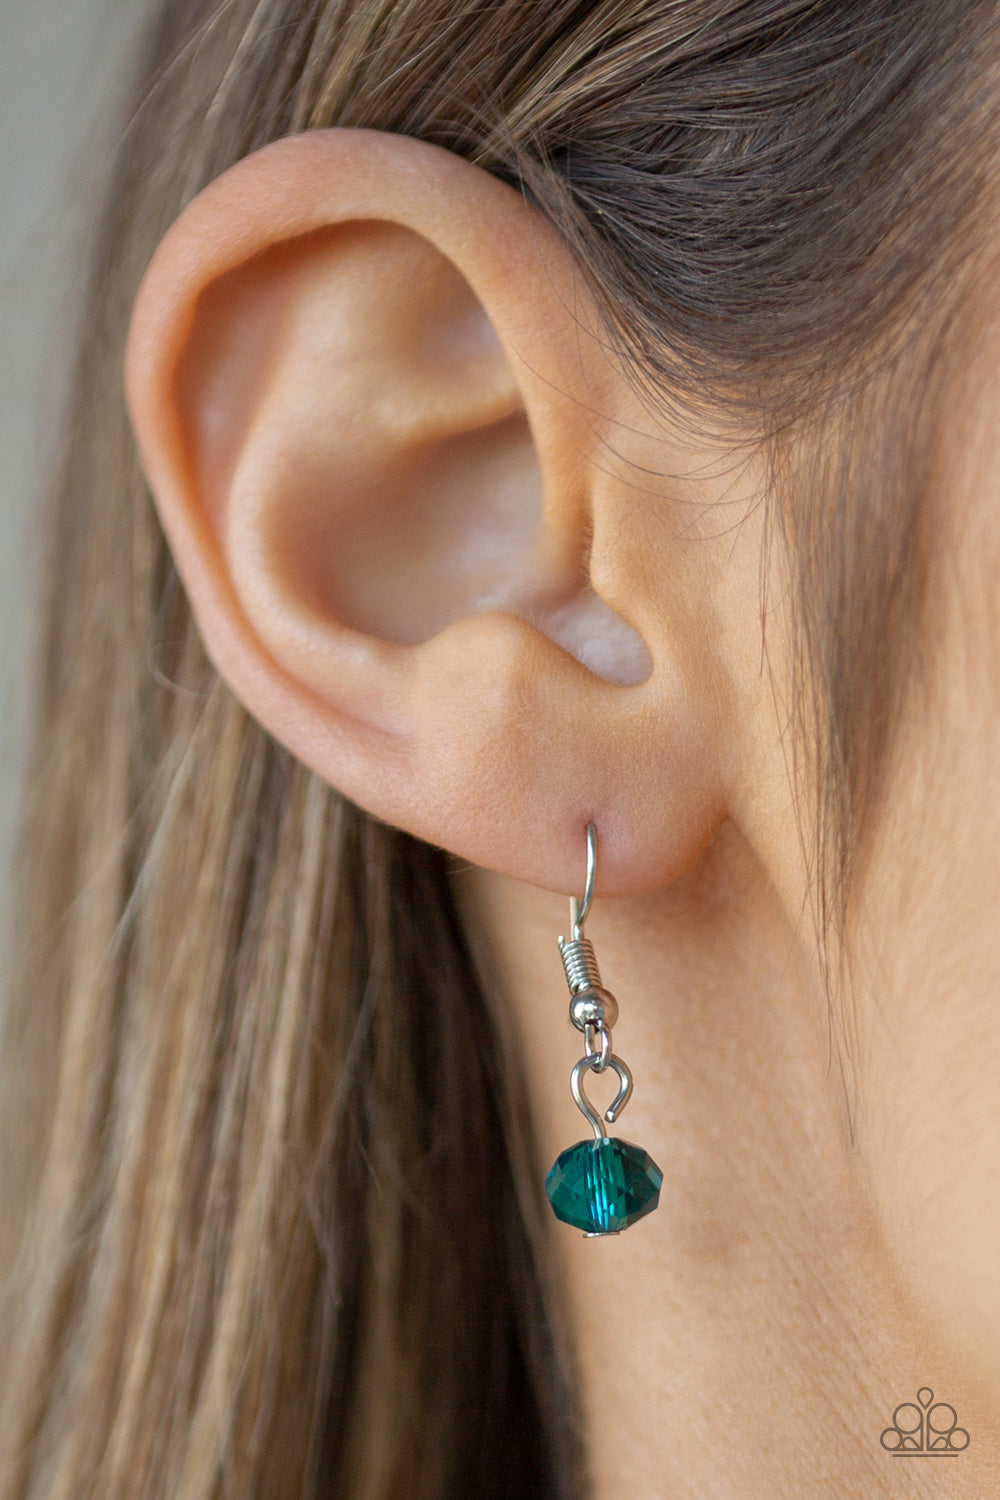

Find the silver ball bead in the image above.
[{"left": 569, "top": 985, "right": 619, "bottom": 1032}]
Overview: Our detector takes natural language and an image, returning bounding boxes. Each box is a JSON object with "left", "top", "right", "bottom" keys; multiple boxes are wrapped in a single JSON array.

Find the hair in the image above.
[{"left": 1, "top": 2, "right": 997, "bottom": 1496}]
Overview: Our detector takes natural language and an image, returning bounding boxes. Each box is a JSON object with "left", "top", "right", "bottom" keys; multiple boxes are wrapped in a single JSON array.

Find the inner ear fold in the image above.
[
  {"left": 269, "top": 409, "right": 543, "bottom": 643},
  {"left": 175, "top": 217, "right": 651, "bottom": 685}
]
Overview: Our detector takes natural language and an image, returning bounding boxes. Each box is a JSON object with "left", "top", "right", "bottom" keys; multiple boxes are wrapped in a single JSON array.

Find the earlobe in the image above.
[{"left": 125, "top": 128, "right": 729, "bottom": 894}]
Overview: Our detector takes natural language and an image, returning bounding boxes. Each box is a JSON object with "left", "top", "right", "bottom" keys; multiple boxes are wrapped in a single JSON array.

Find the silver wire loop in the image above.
[
  {"left": 568, "top": 821, "right": 597, "bottom": 940},
  {"left": 570, "top": 1052, "right": 633, "bottom": 1139},
  {"left": 584, "top": 1021, "right": 611, "bottom": 1070}
]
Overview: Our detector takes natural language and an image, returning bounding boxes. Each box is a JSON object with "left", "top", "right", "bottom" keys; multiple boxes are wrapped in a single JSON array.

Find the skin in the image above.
[{"left": 125, "top": 127, "right": 1000, "bottom": 1495}]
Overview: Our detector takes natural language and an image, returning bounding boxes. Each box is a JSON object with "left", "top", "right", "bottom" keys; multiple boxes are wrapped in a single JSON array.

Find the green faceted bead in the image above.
[{"left": 544, "top": 1136, "right": 663, "bottom": 1235}]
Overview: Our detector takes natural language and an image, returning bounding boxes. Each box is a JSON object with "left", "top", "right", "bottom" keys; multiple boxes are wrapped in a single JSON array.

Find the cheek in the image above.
[
  {"left": 857, "top": 934, "right": 1000, "bottom": 1397},
  {"left": 852, "top": 445, "right": 1000, "bottom": 1399}
]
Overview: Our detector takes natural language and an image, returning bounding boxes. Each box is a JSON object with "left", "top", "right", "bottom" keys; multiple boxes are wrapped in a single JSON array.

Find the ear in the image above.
[{"left": 124, "top": 128, "right": 731, "bottom": 895}]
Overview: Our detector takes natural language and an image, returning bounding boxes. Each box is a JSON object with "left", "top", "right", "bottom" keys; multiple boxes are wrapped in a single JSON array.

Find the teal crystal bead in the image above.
[{"left": 544, "top": 1136, "right": 663, "bottom": 1235}]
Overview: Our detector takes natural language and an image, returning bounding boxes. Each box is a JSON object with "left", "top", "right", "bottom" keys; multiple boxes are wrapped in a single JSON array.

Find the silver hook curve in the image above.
[
  {"left": 568, "top": 821, "right": 597, "bottom": 941},
  {"left": 570, "top": 1052, "right": 633, "bottom": 1139}
]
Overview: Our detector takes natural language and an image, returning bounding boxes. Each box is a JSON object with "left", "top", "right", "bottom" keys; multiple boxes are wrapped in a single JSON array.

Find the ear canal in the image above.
[
  {"left": 176, "top": 218, "right": 651, "bottom": 687},
  {"left": 522, "top": 591, "right": 653, "bottom": 687}
]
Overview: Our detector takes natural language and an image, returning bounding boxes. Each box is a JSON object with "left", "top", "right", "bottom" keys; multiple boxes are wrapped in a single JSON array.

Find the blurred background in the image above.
[{"left": 0, "top": 0, "right": 148, "bottom": 960}]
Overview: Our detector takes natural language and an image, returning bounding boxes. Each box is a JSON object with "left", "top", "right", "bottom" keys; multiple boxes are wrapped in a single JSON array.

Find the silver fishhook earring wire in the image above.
[{"left": 543, "top": 822, "right": 663, "bottom": 1236}]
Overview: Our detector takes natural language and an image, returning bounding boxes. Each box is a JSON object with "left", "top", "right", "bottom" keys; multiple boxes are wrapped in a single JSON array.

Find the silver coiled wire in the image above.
[{"left": 558, "top": 935, "right": 602, "bottom": 994}]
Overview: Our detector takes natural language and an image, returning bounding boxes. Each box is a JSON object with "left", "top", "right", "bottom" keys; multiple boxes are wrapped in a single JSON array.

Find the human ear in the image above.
[{"left": 124, "top": 128, "right": 729, "bottom": 895}]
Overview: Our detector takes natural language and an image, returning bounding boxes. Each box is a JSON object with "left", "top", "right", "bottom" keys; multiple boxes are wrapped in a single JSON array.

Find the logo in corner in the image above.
[{"left": 880, "top": 1387, "right": 970, "bottom": 1455}]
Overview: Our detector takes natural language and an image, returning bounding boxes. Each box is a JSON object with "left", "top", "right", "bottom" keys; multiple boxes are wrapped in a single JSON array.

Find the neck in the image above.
[{"left": 452, "top": 821, "right": 1000, "bottom": 1497}]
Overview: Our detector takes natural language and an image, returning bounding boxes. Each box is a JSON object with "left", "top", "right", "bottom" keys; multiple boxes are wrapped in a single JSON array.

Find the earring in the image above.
[{"left": 543, "top": 822, "right": 663, "bottom": 1237}]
